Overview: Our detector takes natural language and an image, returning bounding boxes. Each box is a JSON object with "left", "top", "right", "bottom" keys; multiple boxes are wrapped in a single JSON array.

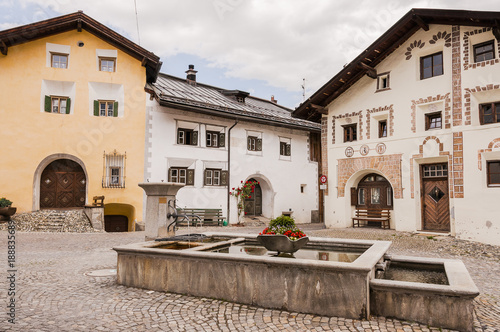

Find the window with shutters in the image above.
[
  {"left": 204, "top": 169, "right": 228, "bottom": 186},
  {"left": 479, "top": 101, "right": 500, "bottom": 125},
  {"left": 44, "top": 96, "right": 71, "bottom": 114},
  {"left": 102, "top": 150, "right": 126, "bottom": 188},
  {"left": 343, "top": 124, "right": 357, "bottom": 142},
  {"left": 279, "top": 137, "right": 291, "bottom": 160},
  {"left": 169, "top": 167, "right": 195, "bottom": 185},
  {"left": 93, "top": 100, "right": 118, "bottom": 117},
  {"left": 178, "top": 128, "right": 198, "bottom": 145},
  {"left": 206, "top": 131, "right": 225, "bottom": 148}
]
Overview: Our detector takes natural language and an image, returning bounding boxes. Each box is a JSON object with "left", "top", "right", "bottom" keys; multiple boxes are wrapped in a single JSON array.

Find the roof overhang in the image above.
[
  {"left": 292, "top": 8, "right": 500, "bottom": 122},
  {"left": 0, "top": 11, "right": 162, "bottom": 83}
]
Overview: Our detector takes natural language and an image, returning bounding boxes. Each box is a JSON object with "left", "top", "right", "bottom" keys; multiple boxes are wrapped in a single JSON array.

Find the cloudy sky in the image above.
[{"left": 1, "top": 0, "right": 499, "bottom": 108}]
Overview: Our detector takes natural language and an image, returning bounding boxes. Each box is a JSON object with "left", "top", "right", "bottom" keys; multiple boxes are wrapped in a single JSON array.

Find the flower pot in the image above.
[
  {"left": 257, "top": 234, "right": 309, "bottom": 254},
  {"left": 0, "top": 206, "right": 16, "bottom": 222}
]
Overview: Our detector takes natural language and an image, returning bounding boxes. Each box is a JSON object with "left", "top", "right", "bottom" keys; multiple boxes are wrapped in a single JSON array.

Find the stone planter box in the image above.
[
  {"left": 257, "top": 234, "right": 309, "bottom": 253},
  {"left": 0, "top": 206, "right": 16, "bottom": 222}
]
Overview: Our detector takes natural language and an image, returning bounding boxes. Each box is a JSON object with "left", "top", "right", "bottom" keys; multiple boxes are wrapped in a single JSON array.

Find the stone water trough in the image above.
[{"left": 114, "top": 233, "right": 479, "bottom": 331}]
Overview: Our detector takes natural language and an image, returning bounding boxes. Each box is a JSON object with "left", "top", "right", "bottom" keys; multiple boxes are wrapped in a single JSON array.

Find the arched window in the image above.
[{"left": 352, "top": 174, "right": 393, "bottom": 209}]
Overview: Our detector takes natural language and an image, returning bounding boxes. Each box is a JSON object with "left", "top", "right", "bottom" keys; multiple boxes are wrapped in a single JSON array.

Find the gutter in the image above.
[{"left": 227, "top": 120, "right": 238, "bottom": 224}]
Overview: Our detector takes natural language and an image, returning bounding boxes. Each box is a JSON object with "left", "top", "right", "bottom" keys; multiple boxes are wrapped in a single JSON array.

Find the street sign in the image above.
[{"left": 320, "top": 175, "right": 327, "bottom": 184}]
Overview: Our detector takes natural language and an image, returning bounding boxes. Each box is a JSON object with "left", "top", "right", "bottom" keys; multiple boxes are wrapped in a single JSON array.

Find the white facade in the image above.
[
  {"left": 145, "top": 92, "right": 319, "bottom": 224},
  {"left": 295, "top": 12, "right": 500, "bottom": 245}
]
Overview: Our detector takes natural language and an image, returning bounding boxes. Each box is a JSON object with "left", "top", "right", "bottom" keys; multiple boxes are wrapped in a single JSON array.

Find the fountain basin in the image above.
[
  {"left": 114, "top": 232, "right": 390, "bottom": 319},
  {"left": 370, "top": 255, "right": 479, "bottom": 332}
]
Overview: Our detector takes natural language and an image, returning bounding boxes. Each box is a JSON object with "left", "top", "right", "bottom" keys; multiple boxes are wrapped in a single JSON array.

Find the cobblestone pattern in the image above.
[{"left": 0, "top": 226, "right": 499, "bottom": 331}]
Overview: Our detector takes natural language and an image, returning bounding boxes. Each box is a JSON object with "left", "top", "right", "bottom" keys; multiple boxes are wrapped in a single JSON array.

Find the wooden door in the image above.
[
  {"left": 104, "top": 215, "right": 128, "bottom": 232},
  {"left": 421, "top": 164, "right": 450, "bottom": 231},
  {"left": 40, "top": 160, "right": 86, "bottom": 208},
  {"left": 244, "top": 179, "right": 262, "bottom": 216}
]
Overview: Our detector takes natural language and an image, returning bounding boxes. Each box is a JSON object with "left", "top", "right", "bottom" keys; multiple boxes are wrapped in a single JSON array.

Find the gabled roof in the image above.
[
  {"left": 0, "top": 11, "right": 162, "bottom": 83},
  {"left": 292, "top": 8, "right": 500, "bottom": 122},
  {"left": 148, "top": 73, "right": 320, "bottom": 132}
]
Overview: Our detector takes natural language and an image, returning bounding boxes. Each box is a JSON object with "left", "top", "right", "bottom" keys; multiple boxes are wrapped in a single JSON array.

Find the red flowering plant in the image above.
[
  {"left": 229, "top": 180, "right": 259, "bottom": 220},
  {"left": 259, "top": 215, "right": 306, "bottom": 241}
]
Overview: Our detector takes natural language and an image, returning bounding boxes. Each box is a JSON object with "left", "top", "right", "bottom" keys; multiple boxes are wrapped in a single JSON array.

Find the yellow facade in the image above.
[{"left": 0, "top": 29, "right": 149, "bottom": 230}]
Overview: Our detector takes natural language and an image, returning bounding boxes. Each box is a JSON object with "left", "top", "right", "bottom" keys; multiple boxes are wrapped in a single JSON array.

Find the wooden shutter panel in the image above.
[
  {"left": 65, "top": 98, "right": 71, "bottom": 114},
  {"left": 221, "top": 171, "right": 228, "bottom": 186},
  {"left": 247, "top": 137, "right": 251, "bottom": 150},
  {"left": 286, "top": 143, "right": 291, "bottom": 156},
  {"left": 44, "top": 95, "right": 51, "bottom": 112},
  {"left": 350, "top": 187, "right": 358, "bottom": 206},
  {"left": 93, "top": 100, "right": 99, "bottom": 116},
  {"left": 186, "top": 169, "right": 195, "bottom": 185},
  {"left": 219, "top": 133, "right": 225, "bottom": 147},
  {"left": 256, "top": 138, "right": 262, "bottom": 151},
  {"left": 168, "top": 168, "right": 172, "bottom": 182},
  {"left": 113, "top": 101, "right": 118, "bottom": 117},
  {"left": 203, "top": 169, "right": 209, "bottom": 186},
  {"left": 192, "top": 131, "right": 198, "bottom": 145}
]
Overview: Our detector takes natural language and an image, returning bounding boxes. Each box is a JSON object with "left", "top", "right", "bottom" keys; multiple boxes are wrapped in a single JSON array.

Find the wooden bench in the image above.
[
  {"left": 352, "top": 208, "right": 390, "bottom": 229},
  {"left": 176, "top": 208, "right": 224, "bottom": 227}
]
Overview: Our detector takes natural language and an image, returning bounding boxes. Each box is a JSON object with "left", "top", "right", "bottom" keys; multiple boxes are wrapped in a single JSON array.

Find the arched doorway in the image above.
[
  {"left": 354, "top": 173, "right": 393, "bottom": 210},
  {"left": 40, "top": 159, "right": 86, "bottom": 209},
  {"left": 244, "top": 178, "right": 262, "bottom": 216}
]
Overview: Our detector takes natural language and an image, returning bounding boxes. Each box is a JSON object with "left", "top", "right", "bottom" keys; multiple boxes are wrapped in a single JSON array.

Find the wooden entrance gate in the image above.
[
  {"left": 421, "top": 164, "right": 450, "bottom": 231},
  {"left": 40, "top": 159, "right": 86, "bottom": 209},
  {"left": 244, "top": 179, "right": 262, "bottom": 216}
]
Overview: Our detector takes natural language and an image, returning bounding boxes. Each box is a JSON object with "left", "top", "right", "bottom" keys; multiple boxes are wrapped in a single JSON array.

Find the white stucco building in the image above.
[
  {"left": 145, "top": 66, "right": 321, "bottom": 224},
  {"left": 293, "top": 9, "right": 500, "bottom": 245}
]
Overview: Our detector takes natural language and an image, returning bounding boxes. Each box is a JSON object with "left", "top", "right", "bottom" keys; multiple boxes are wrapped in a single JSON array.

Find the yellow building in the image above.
[{"left": 0, "top": 11, "right": 161, "bottom": 231}]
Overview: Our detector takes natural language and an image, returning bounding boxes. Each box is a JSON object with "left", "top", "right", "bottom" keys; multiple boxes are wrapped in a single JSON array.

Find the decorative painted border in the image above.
[
  {"left": 410, "top": 93, "right": 451, "bottom": 133},
  {"left": 321, "top": 117, "right": 329, "bottom": 195},
  {"left": 464, "top": 84, "right": 500, "bottom": 126},
  {"left": 463, "top": 27, "right": 500, "bottom": 70},
  {"left": 366, "top": 105, "right": 394, "bottom": 139},
  {"left": 404, "top": 40, "right": 425, "bottom": 60},
  {"left": 477, "top": 138, "right": 500, "bottom": 170},
  {"left": 429, "top": 30, "right": 452, "bottom": 47},
  {"left": 331, "top": 111, "right": 362, "bottom": 144},
  {"left": 337, "top": 154, "right": 403, "bottom": 198},
  {"left": 410, "top": 136, "right": 453, "bottom": 199}
]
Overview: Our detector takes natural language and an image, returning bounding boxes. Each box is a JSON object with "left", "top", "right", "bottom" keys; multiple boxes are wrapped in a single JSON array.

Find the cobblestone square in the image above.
[{"left": 1, "top": 224, "right": 499, "bottom": 331}]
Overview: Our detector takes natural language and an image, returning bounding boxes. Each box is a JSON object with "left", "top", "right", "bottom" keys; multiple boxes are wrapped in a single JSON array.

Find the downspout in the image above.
[{"left": 227, "top": 120, "right": 238, "bottom": 224}]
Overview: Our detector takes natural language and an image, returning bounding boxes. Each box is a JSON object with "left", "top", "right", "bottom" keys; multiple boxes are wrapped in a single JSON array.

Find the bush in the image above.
[
  {"left": 0, "top": 197, "right": 13, "bottom": 208},
  {"left": 269, "top": 215, "right": 296, "bottom": 228},
  {"left": 260, "top": 215, "right": 307, "bottom": 240}
]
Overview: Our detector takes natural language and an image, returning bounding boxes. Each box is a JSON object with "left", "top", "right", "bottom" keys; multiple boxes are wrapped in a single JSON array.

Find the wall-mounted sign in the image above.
[
  {"left": 360, "top": 144, "right": 369, "bottom": 156},
  {"left": 320, "top": 175, "right": 327, "bottom": 184},
  {"left": 376, "top": 143, "right": 386, "bottom": 154},
  {"left": 345, "top": 147, "right": 354, "bottom": 157}
]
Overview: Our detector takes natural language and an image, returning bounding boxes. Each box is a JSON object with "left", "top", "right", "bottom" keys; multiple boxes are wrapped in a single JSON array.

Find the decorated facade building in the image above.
[{"left": 293, "top": 9, "right": 500, "bottom": 245}]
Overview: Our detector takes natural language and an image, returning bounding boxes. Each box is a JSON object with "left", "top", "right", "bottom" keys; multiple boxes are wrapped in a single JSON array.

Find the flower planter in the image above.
[
  {"left": 0, "top": 206, "right": 16, "bottom": 222},
  {"left": 257, "top": 234, "right": 309, "bottom": 254}
]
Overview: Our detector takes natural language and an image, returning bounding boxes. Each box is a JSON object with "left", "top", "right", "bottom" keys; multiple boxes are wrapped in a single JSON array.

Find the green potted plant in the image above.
[
  {"left": 0, "top": 197, "right": 16, "bottom": 222},
  {"left": 257, "top": 215, "right": 308, "bottom": 254}
]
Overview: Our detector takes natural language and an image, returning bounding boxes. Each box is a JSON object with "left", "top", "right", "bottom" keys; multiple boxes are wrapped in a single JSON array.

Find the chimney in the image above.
[
  {"left": 271, "top": 95, "right": 277, "bottom": 104},
  {"left": 186, "top": 64, "right": 197, "bottom": 83}
]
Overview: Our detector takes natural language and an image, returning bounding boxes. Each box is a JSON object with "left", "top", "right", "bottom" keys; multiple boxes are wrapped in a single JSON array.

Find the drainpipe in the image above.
[{"left": 227, "top": 120, "right": 238, "bottom": 224}]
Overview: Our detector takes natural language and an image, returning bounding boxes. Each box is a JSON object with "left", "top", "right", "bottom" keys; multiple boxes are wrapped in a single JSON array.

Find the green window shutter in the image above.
[
  {"left": 221, "top": 171, "right": 228, "bottom": 186},
  {"left": 218, "top": 133, "right": 225, "bottom": 147},
  {"left": 65, "top": 98, "right": 71, "bottom": 114},
  {"left": 93, "top": 100, "right": 99, "bottom": 116},
  {"left": 256, "top": 138, "right": 262, "bottom": 151},
  {"left": 44, "top": 95, "right": 51, "bottom": 112},
  {"left": 113, "top": 101, "right": 118, "bottom": 117},
  {"left": 186, "top": 169, "right": 195, "bottom": 185},
  {"left": 192, "top": 131, "right": 198, "bottom": 145},
  {"left": 247, "top": 137, "right": 251, "bottom": 150},
  {"left": 286, "top": 143, "right": 291, "bottom": 156}
]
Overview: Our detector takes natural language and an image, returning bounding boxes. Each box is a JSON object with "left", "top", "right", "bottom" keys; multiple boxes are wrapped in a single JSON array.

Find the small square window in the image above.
[
  {"left": 376, "top": 73, "right": 390, "bottom": 91},
  {"left": 178, "top": 128, "right": 198, "bottom": 145},
  {"left": 99, "top": 57, "right": 116, "bottom": 72},
  {"left": 379, "top": 120, "right": 387, "bottom": 138},
  {"left": 474, "top": 40, "right": 495, "bottom": 63},
  {"left": 98, "top": 101, "right": 116, "bottom": 117},
  {"left": 247, "top": 136, "right": 262, "bottom": 151},
  {"left": 51, "top": 53, "right": 68, "bottom": 69},
  {"left": 487, "top": 161, "right": 500, "bottom": 186},
  {"left": 51, "top": 96, "right": 69, "bottom": 114},
  {"left": 479, "top": 101, "right": 500, "bottom": 125},
  {"left": 425, "top": 112, "right": 442, "bottom": 130},
  {"left": 206, "top": 131, "right": 219, "bottom": 148},
  {"left": 343, "top": 124, "right": 357, "bottom": 142},
  {"left": 280, "top": 141, "right": 291, "bottom": 156},
  {"left": 420, "top": 52, "right": 443, "bottom": 79}
]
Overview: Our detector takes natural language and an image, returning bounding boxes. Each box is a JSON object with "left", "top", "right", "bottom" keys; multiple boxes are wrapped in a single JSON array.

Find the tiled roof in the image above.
[{"left": 149, "top": 73, "right": 320, "bottom": 132}]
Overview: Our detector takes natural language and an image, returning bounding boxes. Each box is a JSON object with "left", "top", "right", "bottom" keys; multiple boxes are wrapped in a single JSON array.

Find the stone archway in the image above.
[{"left": 33, "top": 154, "right": 88, "bottom": 210}]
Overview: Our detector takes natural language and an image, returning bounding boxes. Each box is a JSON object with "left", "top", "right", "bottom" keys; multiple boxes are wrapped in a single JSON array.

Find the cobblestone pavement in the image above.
[{"left": 0, "top": 224, "right": 499, "bottom": 331}]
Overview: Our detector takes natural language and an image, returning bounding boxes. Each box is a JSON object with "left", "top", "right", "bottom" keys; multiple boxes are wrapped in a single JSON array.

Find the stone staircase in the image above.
[{"left": 33, "top": 210, "right": 68, "bottom": 232}]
